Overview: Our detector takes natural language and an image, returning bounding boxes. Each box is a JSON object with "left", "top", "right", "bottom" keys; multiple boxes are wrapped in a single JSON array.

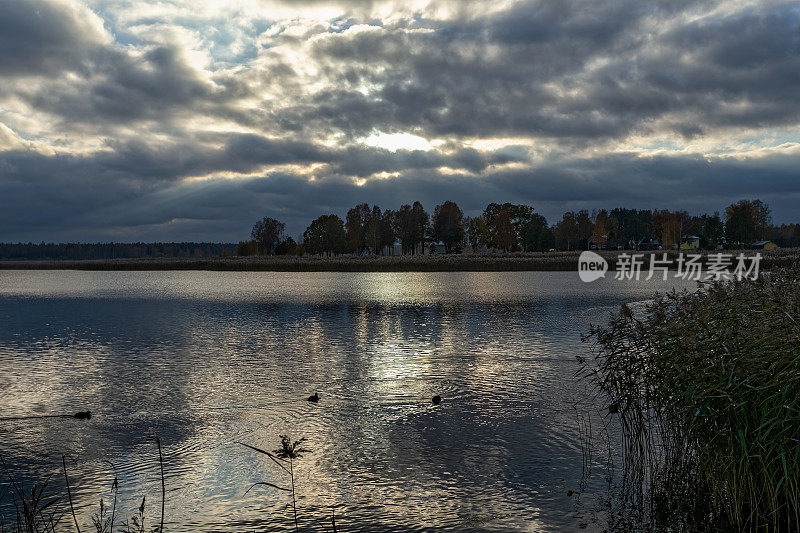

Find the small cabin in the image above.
[
  {"left": 680, "top": 235, "right": 701, "bottom": 250},
  {"left": 588, "top": 235, "right": 608, "bottom": 250},
  {"left": 752, "top": 240, "right": 778, "bottom": 251}
]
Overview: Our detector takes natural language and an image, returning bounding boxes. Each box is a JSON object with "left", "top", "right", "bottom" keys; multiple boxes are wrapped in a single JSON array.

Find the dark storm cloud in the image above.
[
  {"left": 27, "top": 46, "right": 213, "bottom": 123},
  {"left": 0, "top": 132, "right": 525, "bottom": 198},
  {"left": 3, "top": 142, "right": 799, "bottom": 242},
  {"left": 299, "top": 0, "right": 800, "bottom": 139},
  {"left": 0, "top": 0, "right": 105, "bottom": 76}
]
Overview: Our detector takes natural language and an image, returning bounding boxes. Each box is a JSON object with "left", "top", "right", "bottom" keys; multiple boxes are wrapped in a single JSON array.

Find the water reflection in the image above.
[{"left": 0, "top": 271, "right": 693, "bottom": 531}]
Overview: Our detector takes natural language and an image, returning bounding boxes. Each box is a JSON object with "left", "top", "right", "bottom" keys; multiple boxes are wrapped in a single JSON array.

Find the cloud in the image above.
[
  {"left": 0, "top": 0, "right": 108, "bottom": 76},
  {"left": 3, "top": 140, "right": 799, "bottom": 242},
  {"left": 0, "top": 0, "right": 798, "bottom": 242}
]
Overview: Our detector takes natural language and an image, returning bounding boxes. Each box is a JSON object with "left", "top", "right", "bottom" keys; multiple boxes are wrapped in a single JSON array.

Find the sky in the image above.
[{"left": 1, "top": 0, "right": 799, "bottom": 243}]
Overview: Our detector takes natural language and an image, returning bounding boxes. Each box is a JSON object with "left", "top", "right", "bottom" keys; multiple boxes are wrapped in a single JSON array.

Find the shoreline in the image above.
[{"left": 0, "top": 249, "right": 796, "bottom": 272}]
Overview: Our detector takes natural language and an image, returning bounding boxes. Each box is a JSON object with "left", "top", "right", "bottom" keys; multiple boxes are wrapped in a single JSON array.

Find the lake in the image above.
[{"left": 0, "top": 271, "right": 693, "bottom": 532}]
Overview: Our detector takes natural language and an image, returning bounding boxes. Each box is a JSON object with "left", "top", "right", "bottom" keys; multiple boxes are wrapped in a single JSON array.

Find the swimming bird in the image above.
[
  {"left": 431, "top": 395, "right": 441, "bottom": 405},
  {"left": 307, "top": 393, "right": 319, "bottom": 403},
  {"left": 73, "top": 411, "right": 92, "bottom": 420}
]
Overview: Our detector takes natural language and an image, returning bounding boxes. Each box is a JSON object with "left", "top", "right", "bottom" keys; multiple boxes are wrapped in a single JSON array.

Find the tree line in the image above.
[
  {"left": 0, "top": 242, "right": 237, "bottom": 261},
  {"left": 243, "top": 198, "right": 800, "bottom": 257},
  {"left": 2, "top": 199, "right": 794, "bottom": 261}
]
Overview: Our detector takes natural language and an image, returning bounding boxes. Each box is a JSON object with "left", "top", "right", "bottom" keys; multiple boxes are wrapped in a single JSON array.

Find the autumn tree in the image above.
[
  {"left": 303, "top": 214, "right": 347, "bottom": 256},
  {"left": 592, "top": 209, "right": 609, "bottom": 248},
  {"left": 483, "top": 203, "right": 548, "bottom": 251},
  {"left": 394, "top": 201, "right": 430, "bottom": 254},
  {"left": 609, "top": 208, "right": 653, "bottom": 245},
  {"left": 554, "top": 212, "right": 577, "bottom": 250},
  {"left": 576, "top": 210, "right": 593, "bottom": 249},
  {"left": 491, "top": 209, "right": 515, "bottom": 251},
  {"left": 466, "top": 216, "right": 490, "bottom": 252},
  {"left": 652, "top": 210, "right": 689, "bottom": 249},
  {"left": 432, "top": 200, "right": 465, "bottom": 253},
  {"left": 700, "top": 212, "right": 725, "bottom": 248},
  {"left": 380, "top": 209, "right": 397, "bottom": 253},
  {"left": 345, "top": 203, "right": 370, "bottom": 253},
  {"left": 725, "top": 199, "right": 772, "bottom": 245},
  {"left": 250, "top": 216, "right": 286, "bottom": 255},
  {"left": 237, "top": 240, "right": 258, "bottom": 256},
  {"left": 274, "top": 236, "right": 297, "bottom": 255},
  {"left": 538, "top": 226, "right": 556, "bottom": 251},
  {"left": 769, "top": 223, "right": 800, "bottom": 248}
]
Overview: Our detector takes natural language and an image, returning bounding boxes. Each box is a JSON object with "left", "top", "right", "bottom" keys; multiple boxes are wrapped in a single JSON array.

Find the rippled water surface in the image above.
[{"left": 0, "top": 271, "right": 693, "bottom": 531}]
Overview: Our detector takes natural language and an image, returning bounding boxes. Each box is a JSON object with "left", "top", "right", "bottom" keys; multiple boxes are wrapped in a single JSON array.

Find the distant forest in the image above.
[{"left": 0, "top": 242, "right": 236, "bottom": 261}]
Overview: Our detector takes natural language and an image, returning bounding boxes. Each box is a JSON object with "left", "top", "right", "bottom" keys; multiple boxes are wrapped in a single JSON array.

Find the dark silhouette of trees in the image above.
[
  {"left": 394, "top": 201, "right": 429, "bottom": 254},
  {"left": 345, "top": 204, "right": 396, "bottom": 254},
  {"left": 697, "top": 212, "right": 724, "bottom": 248},
  {"left": 432, "top": 201, "right": 465, "bottom": 253},
  {"left": 303, "top": 214, "right": 347, "bottom": 256},
  {"left": 554, "top": 211, "right": 579, "bottom": 251},
  {"left": 0, "top": 242, "right": 236, "bottom": 260},
  {"left": 364, "top": 205, "right": 382, "bottom": 253},
  {"left": 483, "top": 203, "right": 549, "bottom": 251},
  {"left": 9, "top": 199, "right": 796, "bottom": 262},
  {"left": 465, "top": 216, "right": 490, "bottom": 251},
  {"left": 364, "top": 205, "right": 396, "bottom": 254},
  {"left": 608, "top": 208, "right": 653, "bottom": 245},
  {"left": 538, "top": 226, "right": 556, "bottom": 251},
  {"left": 652, "top": 210, "right": 691, "bottom": 249},
  {"left": 575, "top": 210, "right": 593, "bottom": 249},
  {"left": 554, "top": 210, "right": 596, "bottom": 250},
  {"left": 725, "top": 199, "right": 772, "bottom": 245},
  {"left": 519, "top": 211, "right": 548, "bottom": 251},
  {"left": 250, "top": 217, "right": 285, "bottom": 255},
  {"left": 237, "top": 241, "right": 258, "bottom": 256},
  {"left": 592, "top": 209, "right": 609, "bottom": 248},
  {"left": 380, "top": 209, "right": 397, "bottom": 253},
  {"left": 770, "top": 223, "right": 800, "bottom": 248},
  {"left": 345, "top": 203, "right": 370, "bottom": 253},
  {"left": 274, "top": 237, "right": 297, "bottom": 255},
  {"left": 490, "top": 209, "right": 514, "bottom": 251}
]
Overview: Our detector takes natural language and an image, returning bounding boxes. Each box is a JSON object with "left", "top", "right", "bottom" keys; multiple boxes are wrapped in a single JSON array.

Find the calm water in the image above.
[{"left": 0, "top": 271, "right": 693, "bottom": 532}]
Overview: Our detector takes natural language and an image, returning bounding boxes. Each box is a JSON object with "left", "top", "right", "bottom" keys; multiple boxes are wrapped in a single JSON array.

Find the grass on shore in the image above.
[
  {"left": 580, "top": 265, "right": 800, "bottom": 531},
  {"left": 1, "top": 248, "right": 798, "bottom": 272}
]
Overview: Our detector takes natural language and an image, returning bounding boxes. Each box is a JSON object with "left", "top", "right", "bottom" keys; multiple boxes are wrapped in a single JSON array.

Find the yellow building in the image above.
[
  {"left": 752, "top": 240, "right": 778, "bottom": 251},
  {"left": 680, "top": 235, "right": 701, "bottom": 250}
]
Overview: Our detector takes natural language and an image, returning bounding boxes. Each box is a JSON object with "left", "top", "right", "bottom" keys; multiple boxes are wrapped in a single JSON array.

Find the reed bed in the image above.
[
  {"left": 580, "top": 266, "right": 800, "bottom": 531},
  {"left": 1, "top": 248, "right": 798, "bottom": 271}
]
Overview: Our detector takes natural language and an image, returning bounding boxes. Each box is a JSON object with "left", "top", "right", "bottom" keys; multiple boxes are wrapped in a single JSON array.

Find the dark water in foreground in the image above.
[{"left": 0, "top": 271, "right": 693, "bottom": 532}]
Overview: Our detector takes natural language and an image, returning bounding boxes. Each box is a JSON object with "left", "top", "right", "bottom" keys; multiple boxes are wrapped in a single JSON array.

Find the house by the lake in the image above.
[
  {"left": 752, "top": 240, "right": 778, "bottom": 250},
  {"left": 680, "top": 235, "right": 701, "bottom": 250},
  {"left": 588, "top": 234, "right": 608, "bottom": 250}
]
